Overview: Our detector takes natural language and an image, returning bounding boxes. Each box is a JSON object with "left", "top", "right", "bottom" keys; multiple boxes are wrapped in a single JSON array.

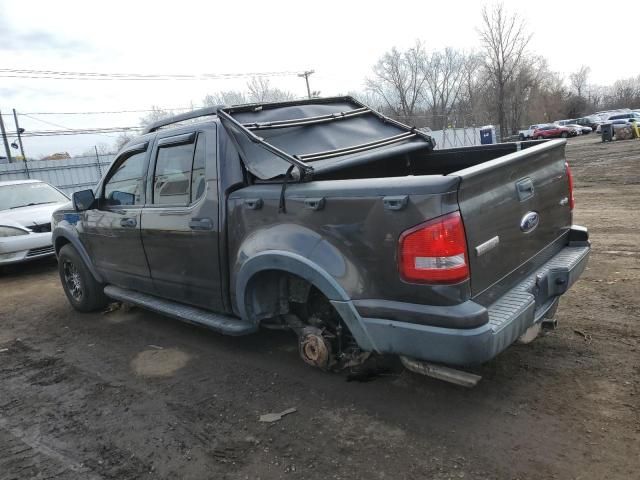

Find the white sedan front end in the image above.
[{"left": 0, "top": 180, "right": 70, "bottom": 265}]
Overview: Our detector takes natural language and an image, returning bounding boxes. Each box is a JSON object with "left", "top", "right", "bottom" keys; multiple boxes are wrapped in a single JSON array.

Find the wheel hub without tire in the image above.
[{"left": 298, "top": 326, "right": 331, "bottom": 369}]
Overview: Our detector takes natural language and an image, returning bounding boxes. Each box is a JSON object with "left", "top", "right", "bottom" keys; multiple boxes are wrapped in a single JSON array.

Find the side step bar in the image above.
[{"left": 103, "top": 285, "right": 256, "bottom": 336}]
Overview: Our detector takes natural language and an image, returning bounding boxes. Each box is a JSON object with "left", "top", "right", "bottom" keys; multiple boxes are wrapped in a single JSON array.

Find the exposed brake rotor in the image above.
[{"left": 298, "top": 326, "right": 332, "bottom": 370}]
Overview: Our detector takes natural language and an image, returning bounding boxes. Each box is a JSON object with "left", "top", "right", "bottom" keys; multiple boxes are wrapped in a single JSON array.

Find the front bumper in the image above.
[
  {"left": 341, "top": 240, "right": 590, "bottom": 367},
  {"left": 0, "top": 232, "right": 55, "bottom": 265}
]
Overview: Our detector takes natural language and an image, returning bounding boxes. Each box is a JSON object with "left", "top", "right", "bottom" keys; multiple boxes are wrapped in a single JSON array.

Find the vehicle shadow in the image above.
[{"left": 0, "top": 255, "right": 58, "bottom": 279}]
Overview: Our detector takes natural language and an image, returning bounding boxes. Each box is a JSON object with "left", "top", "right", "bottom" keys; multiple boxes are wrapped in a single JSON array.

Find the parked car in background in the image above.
[
  {"left": 533, "top": 124, "right": 576, "bottom": 139},
  {"left": 565, "top": 124, "right": 592, "bottom": 135},
  {"left": 554, "top": 119, "right": 576, "bottom": 127},
  {"left": 518, "top": 124, "right": 547, "bottom": 140},
  {"left": 607, "top": 112, "right": 640, "bottom": 121},
  {"left": 575, "top": 116, "right": 599, "bottom": 130},
  {"left": 564, "top": 124, "right": 583, "bottom": 135},
  {"left": 596, "top": 119, "right": 637, "bottom": 134},
  {"left": 0, "top": 179, "right": 69, "bottom": 265}
]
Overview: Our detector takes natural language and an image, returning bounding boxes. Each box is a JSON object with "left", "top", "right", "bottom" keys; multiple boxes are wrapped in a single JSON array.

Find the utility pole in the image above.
[
  {"left": 12, "top": 109, "right": 26, "bottom": 160},
  {"left": 0, "top": 110, "right": 13, "bottom": 163},
  {"left": 298, "top": 70, "right": 315, "bottom": 99}
]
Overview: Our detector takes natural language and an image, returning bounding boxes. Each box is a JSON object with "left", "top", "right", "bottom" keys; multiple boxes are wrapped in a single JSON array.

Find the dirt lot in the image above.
[{"left": 1, "top": 134, "right": 638, "bottom": 480}]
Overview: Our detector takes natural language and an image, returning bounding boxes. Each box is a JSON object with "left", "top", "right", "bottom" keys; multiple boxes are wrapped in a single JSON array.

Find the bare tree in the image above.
[
  {"left": 422, "top": 48, "right": 466, "bottom": 128},
  {"left": 247, "top": 77, "right": 294, "bottom": 103},
  {"left": 458, "top": 52, "right": 483, "bottom": 118},
  {"left": 606, "top": 76, "right": 640, "bottom": 109},
  {"left": 139, "top": 106, "right": 174, "bottom": 128},
  {"left": 114, "top": 133, "right": 134, "bottom": 151},
  {"left": 346, "top": 90, "right": 386, "bottom": 112},
  {"left": 569, "top": 65, "right": 591, "bottom": 98},
  {"left": 203, "top": 91, "right": 248, "bottom": 106},
  {"left": 366, "top": 42, "right": 428, "bottom": 122},
  {"left": 478, "top": 2, "right": 532, "bottom": 137}
]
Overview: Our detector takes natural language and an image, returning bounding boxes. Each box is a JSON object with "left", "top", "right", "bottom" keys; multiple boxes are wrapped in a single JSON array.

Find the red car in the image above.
[{"left": 533, "top": 124, "right": 577, "bottom": 139}]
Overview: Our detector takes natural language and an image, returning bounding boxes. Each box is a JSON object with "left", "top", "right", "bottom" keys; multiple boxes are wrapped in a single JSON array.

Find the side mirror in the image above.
[{"left": 72, "top": 189, "right": 95, "bottom": 211}]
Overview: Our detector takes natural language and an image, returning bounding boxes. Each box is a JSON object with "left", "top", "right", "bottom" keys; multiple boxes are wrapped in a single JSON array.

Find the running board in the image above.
[
  {"left": 103, "top": 285, "right": 256, "bottom": 336},
  {"left": 400, "top": 356, "right": 482, "bottom": 388}
]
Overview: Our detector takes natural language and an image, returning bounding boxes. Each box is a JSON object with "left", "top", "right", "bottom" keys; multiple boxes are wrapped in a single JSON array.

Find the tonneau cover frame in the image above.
[{"left": 217, "top": 96, "right": 434, "bottom": 180}]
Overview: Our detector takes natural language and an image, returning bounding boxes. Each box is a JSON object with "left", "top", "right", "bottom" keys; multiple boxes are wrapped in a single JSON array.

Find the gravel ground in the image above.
[{"left": 0, "top": 134, "right": 638, "bottom": 480}]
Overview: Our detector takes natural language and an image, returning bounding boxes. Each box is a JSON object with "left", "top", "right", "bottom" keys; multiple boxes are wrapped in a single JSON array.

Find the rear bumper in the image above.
[{"left": 339, "top": 233, "right": 590, "bottom": 366}]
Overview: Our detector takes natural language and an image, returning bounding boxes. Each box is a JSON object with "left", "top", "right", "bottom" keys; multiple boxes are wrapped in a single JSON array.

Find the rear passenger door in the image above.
[{"left": 140, "top": 127, "right": 223, "bottom": 311}]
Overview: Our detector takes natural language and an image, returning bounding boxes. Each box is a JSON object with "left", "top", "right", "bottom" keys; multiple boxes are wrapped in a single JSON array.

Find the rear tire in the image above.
[
  {"left": 561, "top": 132, "right": 568, "bottom": 138},
  {"left": 58, "top": 244, "right": 108, "bottom": 312}
]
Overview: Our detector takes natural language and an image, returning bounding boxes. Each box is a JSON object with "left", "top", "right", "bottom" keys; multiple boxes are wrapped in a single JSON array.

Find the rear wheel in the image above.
[
  {"left": 561, "top": 131, "right": 569, "bottom": 138},
  {"left": 58, "top": 244, "right": 108, "bottom": 312}
]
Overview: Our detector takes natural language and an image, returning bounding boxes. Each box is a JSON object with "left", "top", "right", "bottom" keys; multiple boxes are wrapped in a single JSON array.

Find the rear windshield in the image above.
[{"left": 0, "top": 182, "right": 68, "bottom": 211}]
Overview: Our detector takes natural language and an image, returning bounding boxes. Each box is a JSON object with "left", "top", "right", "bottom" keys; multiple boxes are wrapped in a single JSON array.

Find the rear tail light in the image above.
[
  {"left": 565, "top": 161, "right": 575, "bottom": 210},
  {"left": 398, "top": 211, "right": 469, "bottom": 284}
]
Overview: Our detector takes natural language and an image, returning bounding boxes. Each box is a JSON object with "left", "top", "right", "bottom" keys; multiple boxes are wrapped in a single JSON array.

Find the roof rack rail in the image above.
[{"left": 142, "top": 106, "right": 221, "bottom": 134}]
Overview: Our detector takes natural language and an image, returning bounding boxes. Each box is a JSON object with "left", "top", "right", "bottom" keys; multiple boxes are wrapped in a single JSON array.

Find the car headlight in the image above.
[{"left": 0, "top": 226, "right": 29, "bottom": 237}]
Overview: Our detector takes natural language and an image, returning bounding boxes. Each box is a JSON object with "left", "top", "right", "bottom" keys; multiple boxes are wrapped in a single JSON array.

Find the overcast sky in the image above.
[{"left": 1, "top": 0, "right": 638, "bottom": 157}]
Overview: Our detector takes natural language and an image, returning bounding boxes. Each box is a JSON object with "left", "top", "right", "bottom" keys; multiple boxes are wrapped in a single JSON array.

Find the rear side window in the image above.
[
  {"left": 104, "top": 151, "right": 146, "bottom": 206},
  {"left": 152, "top": 133, "right": 208, "bottom": 206},
  {"left": 154, "top": 142, "right": 195, "bottom": 205}
]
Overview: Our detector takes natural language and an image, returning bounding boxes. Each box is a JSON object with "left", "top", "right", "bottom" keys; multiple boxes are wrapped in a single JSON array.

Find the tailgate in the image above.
[{"left": 454, "top": 140, "right": 572, "bottom": 297}]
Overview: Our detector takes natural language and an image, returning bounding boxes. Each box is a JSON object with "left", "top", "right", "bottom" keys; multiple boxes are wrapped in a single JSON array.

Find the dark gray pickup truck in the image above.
[{"left": 52, "top": 97, "right": 589, "bottom": 382}]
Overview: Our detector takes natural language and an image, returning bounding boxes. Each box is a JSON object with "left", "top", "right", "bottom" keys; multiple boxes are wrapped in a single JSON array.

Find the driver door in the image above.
[{"left": 81, "top": 142, "right": 154, "bottom": 292}]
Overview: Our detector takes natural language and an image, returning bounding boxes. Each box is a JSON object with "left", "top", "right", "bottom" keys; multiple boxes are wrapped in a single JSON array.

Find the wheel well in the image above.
[
  {"left": 243, "top": 270, "right": 340, "bottom": 327},
  {"left": 54, "top": 236, "right": 71, "bottom": 254}
]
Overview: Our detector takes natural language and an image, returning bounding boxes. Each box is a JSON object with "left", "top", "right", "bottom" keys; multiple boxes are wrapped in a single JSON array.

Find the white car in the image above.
[
  {"left": 0, "top": 179, "right": 70, "bottom": 265},
  {"left": 518, "top": 124, "right": 547, "bottom": 140}
]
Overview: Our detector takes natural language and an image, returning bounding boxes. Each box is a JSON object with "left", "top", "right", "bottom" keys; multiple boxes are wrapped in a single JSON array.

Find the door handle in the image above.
[
  {"left": 189, "top": 217, "right": 213, "bottom": 230},
  {"left": 304, "top": 197, "right": 325, "bottom": 211},
  {"left": 244, "top": 198, "right": 263, "bottom": 210},
  {"left": 120, "top": 217, "right": 137, "bottom": 228}
]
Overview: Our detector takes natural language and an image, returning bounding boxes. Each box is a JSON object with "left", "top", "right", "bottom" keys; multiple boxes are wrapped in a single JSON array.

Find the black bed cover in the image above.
[{"left": 218, "top": 96, "right": 434, "bottom": 180}]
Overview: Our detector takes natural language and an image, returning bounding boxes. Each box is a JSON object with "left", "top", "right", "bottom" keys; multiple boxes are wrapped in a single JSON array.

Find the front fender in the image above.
[{"left": 52, "top": 218, "right": 102, "bottom": 283}]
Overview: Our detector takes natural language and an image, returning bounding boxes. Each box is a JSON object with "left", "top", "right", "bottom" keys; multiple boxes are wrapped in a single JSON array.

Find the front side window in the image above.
[{"left": 104, "top": 151, "right": 146, "bottom": 206}]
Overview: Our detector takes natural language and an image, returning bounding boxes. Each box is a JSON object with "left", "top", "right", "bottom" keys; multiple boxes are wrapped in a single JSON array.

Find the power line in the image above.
[
  {"left": 0, "top": 68, "right": 305, "bottom": 81},
  {"left": 3, "top": 107, "right": 195, "bottom": 116},
  {"left": 20, "top": 113, "right": 77, "bottom": 130},
  {"left": 19, "top": 113, "right": 125, "bottom": 139},
  {"left": 8, "top": 127, "right": 142, "bottom": 138}
]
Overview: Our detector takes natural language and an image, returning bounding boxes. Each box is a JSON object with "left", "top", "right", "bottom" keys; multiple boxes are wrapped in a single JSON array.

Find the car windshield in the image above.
[{"left": 0, "top": 182, "right": 68, "bottom": 211}]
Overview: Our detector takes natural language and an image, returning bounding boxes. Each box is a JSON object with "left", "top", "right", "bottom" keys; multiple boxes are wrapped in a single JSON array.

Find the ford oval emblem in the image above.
[{"left": 520, "top": 211, "right": 540, "bottom": 233}]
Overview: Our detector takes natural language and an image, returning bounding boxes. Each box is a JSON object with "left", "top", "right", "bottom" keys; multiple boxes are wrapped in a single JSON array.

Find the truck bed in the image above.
[{"left": 226, "top": 136, "right": 573, "bottom": 312}]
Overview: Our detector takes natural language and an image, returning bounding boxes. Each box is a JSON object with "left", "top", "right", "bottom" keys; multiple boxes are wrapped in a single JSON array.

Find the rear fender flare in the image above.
[
  {"left": 52, "top": 225, "right": 103, "bottom": 283},
  {"left": 235, "top": 251, "right": 376, "bottom": 351}
]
